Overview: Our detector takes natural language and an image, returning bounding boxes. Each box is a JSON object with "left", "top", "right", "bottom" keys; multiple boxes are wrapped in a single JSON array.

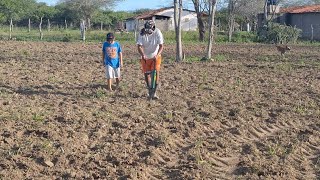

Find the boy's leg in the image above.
[
  {"left": 107, "top": 79, "right": 112, "bottom": 91},
  {"left": 115, "top": 67, "right": 121, "bottom": 89},
  {"left": 106, "top": 65, "right": 113, "bottom": 91},
  {"left": 115, "top": 78, "right": 120, "bottom": 89}
]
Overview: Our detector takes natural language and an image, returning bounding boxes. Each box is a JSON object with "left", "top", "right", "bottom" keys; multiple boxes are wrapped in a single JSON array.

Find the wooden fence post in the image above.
[
  {"left": 39, "top": 17, "right": 43, "bottom": 40},
  {"left": 9, "top": 19, "right": 13, "bottom": 40}
]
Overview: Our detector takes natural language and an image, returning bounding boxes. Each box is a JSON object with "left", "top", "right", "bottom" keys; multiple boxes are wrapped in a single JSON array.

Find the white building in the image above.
[{"left": 124, "top": 7, "right": 200, "bottom": 32}]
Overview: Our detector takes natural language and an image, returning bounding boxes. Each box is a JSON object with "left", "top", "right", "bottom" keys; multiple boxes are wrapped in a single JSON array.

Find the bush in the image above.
[
  {"left": 232, "top": 31, "right": 257, "bottom": 43},
  {"left": 258, "top": 23, "right": 302, "bottom": 44},
  {"left": 62, "top": 34, "right": 71, "bottom": 42}
]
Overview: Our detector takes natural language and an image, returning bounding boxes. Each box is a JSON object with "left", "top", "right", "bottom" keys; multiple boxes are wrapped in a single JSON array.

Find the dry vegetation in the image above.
[{"left": 0, "top": 41, "right": 319, "bottom": 179}]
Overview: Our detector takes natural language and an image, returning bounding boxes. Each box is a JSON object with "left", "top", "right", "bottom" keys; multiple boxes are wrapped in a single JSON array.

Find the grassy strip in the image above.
[{"left": 0, "top": 26, "right": 258, "bottom": 43}]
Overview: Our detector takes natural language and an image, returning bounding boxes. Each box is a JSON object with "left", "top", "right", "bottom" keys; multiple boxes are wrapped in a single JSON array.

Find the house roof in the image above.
[
  {"left": 127, "top": 7, "right": 199, "bottom": 20},
  {"left": 280, "top": 4, "right": 320, "bottom": 14},
  {"left": 134, "top": 7, "right": 172, "bottom": 19}
]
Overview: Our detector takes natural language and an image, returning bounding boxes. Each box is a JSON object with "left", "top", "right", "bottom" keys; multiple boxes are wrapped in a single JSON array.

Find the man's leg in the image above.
[
  {"left": 151, "top": 56, "right": 161, "bottom": 99},
  {"left": 141, "top": 59, "right": 154, "bottom": 98}
]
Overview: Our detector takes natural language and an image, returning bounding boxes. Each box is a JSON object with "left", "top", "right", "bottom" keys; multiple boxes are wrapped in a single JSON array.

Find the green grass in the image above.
[
  {"left": 0, "top": 26, "right": 260, "bottom": 43},
  {"left": 32, "top": 113, "right": 45, "bottom": 122},
  {"left": 214, "top": 54, "right": 227, "bottom": 62},
  {"left": 1, "top": 26, "right": 319, "bottom": 46}
]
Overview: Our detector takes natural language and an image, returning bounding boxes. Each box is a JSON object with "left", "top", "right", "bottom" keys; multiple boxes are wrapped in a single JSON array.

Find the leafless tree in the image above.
[
  {"left": 237, "top": 0, "right": 265, "bottom": 32},
  {"left": 280, "top": 0, "right": 320, "bottom": 7},
  {"left": 191, "top": 0, "right": 208, "bottom": 41},
  {"left": 205, "top": 0, "right": 218, "bottom": 60},
  {"left": 174, "top": 0, "right": 183, "bottom": 62},
  {"left": 227, "top": 0, "right": 265, "bottom": 41},
  {"left": 227, "top": 0, "right": 237, "bottom": 42}
]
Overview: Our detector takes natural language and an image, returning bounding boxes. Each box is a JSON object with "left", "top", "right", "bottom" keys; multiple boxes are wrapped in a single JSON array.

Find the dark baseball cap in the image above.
[{"left": 106, "top": 33, "right": 114, "bottom": 39}]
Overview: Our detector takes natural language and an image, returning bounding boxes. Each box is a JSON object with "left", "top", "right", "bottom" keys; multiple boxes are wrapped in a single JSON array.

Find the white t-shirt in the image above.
[{"left": 137, "top": 28, "right": 164, "bottom": 59}]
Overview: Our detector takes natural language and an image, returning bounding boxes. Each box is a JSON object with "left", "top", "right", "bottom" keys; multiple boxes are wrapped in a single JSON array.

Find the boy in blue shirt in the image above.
[{"left": 102, "top": 33, "right": 123, "bottom": 91}]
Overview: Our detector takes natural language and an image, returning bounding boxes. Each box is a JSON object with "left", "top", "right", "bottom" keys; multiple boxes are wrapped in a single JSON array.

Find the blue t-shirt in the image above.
[{"left": 102, "top": 41, "right": 122, "bottom": 68}]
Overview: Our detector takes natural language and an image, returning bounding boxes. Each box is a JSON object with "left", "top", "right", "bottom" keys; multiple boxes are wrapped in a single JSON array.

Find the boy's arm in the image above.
[
  {"left": 102, "top": 52, "right": 105, "bottom": 66},
  {"left": 119, "top": 52, "right": 123, "bottom": 67}
]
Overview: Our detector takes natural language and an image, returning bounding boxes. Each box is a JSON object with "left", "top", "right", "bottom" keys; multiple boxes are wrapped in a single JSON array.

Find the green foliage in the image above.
[
  {"left": 214, "top": 31, "right": 257, "bottom": 43},
  {"left": 0, "top": 26, "right": 260, "bottom": 43},
  {"left": 32, "top": 113, "right": 44, "bottom": 122},
  {"left": 62, "top": 33, "right": 71, "bottom": 42},
  {"left": 258, "top": 23, "right": 302, "bottom": 44},
  {"left": 232, "top": 31, "right": 257, "bottom": 43},
  {"left": 214, "top": 54, "right": 227, "bottom": 62},
  {"left": 0, "top": 0, "right": 37, "bottom": 22}
]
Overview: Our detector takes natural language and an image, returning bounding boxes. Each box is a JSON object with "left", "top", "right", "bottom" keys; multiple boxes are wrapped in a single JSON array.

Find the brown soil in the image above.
[{"left": 0, "top": 41, "right": 319, "bottom": 179}]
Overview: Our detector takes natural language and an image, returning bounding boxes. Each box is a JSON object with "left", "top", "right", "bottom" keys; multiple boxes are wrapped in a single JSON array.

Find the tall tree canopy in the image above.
[
  {"left": 59, "top": 0, "right": 124, "bottom": 27},
  {"left": 0, "top": 0, "right": 37, "bottom": 23}
]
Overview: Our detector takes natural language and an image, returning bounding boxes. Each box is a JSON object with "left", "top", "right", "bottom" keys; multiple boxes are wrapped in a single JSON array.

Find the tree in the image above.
[
  {"left": 227, "top": 0, "right": 236, "bottom": 42},
  {"left": 92, "top": 10, "right": 113, "bottom": 30},
  {"left": 237, "top": 0, "right": 265, "bottom": 32},
  {"left": 191, "top": 0, "right": 208, "bottom": 42},
  {"left": 205, "top": 0, "right": 218, "bottom": 60},
  {"left": 0, "top": 0, "right": 37, "bottom": 38},
  {"left": 279, "top": 0, "right": 320, "bottom": 7},
  {"left": 59, "top": 0, "right": 123, "bottom": 29},
  {"left": 32, "top": 3, "right": 58, "bottom": 39},
  {"left": 174, "top": 0, "right": 183, "bottom": 62},
  {"left": 54, "top": 2, "right": 81, "bottom": 28}
]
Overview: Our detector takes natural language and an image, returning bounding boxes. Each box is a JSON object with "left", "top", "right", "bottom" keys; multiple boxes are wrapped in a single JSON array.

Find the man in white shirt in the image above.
[{"left": 137, "top": 20, "right": 164, "bottom": 100}]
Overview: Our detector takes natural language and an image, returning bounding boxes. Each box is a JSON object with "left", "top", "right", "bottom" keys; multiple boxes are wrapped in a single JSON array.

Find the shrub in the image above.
[
  {"left": 258, "top": 23, "right": 302, "bottom": 44},
  {"left": 232, "top": 31, "right": 257, "bottom": 43},
  {"left": 62, "top": 34, "right": 71, "bottom": 42}
]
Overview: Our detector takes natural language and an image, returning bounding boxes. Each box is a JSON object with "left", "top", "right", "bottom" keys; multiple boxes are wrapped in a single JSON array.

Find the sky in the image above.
[{"left": 36, "top": 0, "right": 176, "bottom": 11}]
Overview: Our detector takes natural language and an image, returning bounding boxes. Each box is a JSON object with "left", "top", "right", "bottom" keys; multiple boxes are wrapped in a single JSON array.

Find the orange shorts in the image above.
[{"left": 140, "top": 55, "right": 162, "bottom": 73}]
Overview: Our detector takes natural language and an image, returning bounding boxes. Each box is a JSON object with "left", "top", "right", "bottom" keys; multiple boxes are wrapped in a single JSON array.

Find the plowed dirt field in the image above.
[{"left": 0, "top": 41, "right": 319, "bottom": 179}]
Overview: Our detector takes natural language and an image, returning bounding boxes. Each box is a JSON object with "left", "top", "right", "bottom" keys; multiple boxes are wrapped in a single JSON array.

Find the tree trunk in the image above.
[
  {"left": 80, "top": 20, "right": 86, "bottom": 41},
  {"left": 174, "top": 0, "right": 183, "bottom": 62},
  {"left": 263, "top": 0, "right": 268, "bottom": 26},
  {"left": 227, "top": 0, "right": 235, "bottom": 42},
  {"left": 39, "top": 17, "right": 43, "bottom": 40},
  {"left": 228, "top": 15, "right": 235, "bottom": 42},
  {"left": 100, "top": 22, "right": 103, "bottom": 31},
  {"left": 134, "top": 19, "right": 139, "bottom": 41},
  {"left": 28, "top": 18, "right": 31, "bottom": 32},
  {"left": 86, "top": 18, "right": 91, "bottom": 30},
  {"left": 206, "top": 0, "right": 217, "bottom": 60},
  {"left": 246, "top": 23, "right": 250, "bottom": 32},
  {"left": 48, "top": 19, "right": 51, "bottom": 31},
  {"left": 9, "top": 19, "right": 13, "bottom": 40},
  {"left": 311, "top": 24, "right": 314, "bottom": 43},
  {"left": 192, "top": 0, "right": 206, "bottom": 42},
  {"left": 65, "top": 19, "right": 67, "bottom": 29}
]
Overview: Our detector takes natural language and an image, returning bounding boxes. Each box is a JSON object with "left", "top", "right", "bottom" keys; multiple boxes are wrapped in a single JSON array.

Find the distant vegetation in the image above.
[
  {"left": 0, "top": 0, "right": 308, "bottom": 44},
  {"left": 0, "top": 26, "right": 259, "bottom": 44}
]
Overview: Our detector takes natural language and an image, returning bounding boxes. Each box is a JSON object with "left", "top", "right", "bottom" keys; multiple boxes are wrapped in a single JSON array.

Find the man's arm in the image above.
[
  {"left": 156, "top": 44, "right": 163, "bottom": 58},
  {"left": 137, "top": 44, "right": 146, "bottom": 60}
]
